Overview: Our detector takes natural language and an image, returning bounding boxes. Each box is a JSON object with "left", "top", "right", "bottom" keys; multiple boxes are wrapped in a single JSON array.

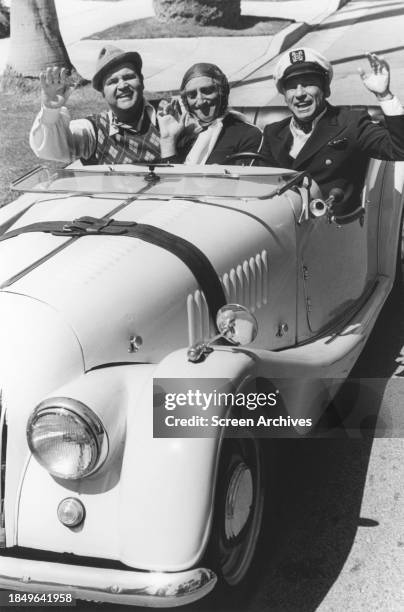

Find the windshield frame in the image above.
[{"left": 11, "top": 165, "right": 297, "bottom": 201}]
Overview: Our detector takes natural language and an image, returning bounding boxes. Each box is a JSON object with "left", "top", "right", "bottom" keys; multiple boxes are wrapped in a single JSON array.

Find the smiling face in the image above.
[
  {"left": 183, "top": 76, "right": 221, "bottom": 125},
  {"left": 282, "top": 73, "right": 329, "bottom": 123},
  {"left": 102, "top": 62, "right": 144, "bottom": 120}
]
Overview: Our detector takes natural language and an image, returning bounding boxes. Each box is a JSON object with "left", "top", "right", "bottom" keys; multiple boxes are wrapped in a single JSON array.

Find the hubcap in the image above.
[
  {"left": 210, "top": 437, "right": 264, "bottom": 586},
  {"left": 224, "top": 462, "right": 253, "bottom": 540}
]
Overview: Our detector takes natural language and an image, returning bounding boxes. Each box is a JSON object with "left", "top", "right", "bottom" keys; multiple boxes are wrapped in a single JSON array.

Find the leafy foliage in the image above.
[{"left": 153, "top": 0, "right": 241, "bottom": 27}]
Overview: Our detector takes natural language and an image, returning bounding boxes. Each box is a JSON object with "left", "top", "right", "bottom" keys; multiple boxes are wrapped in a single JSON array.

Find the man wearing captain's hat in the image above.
[
  {"left": 30, "top": 45, "right": 160, "bottom": 165},
  {"left": 260, "top": 47, "right": 404, "bottom": 210}
]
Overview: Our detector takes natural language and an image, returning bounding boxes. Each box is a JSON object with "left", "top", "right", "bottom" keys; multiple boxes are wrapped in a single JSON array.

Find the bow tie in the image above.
[{"left": 294, "top": 120, "right": 312, "bottom": 134}]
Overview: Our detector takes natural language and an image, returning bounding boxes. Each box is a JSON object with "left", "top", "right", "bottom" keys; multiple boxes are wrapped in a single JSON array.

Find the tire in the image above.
[{"left": 207, "top": 434, "right": 265, "bottom": 587}]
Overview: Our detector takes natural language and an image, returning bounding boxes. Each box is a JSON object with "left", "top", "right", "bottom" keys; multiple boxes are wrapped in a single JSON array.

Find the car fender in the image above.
[
  {"left": 0, "top": 293, "right": 84, "bottom": 546},
  {"left": 118, "top": 348, "right": 256, "bottom": 571},
  {"left": 16, "top": 349, "right": 256, "bottom": 572}
]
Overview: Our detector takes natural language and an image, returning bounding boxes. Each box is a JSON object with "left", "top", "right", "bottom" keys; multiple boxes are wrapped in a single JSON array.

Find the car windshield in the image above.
[{"left": 12, "top": 166, "right": 296, "bottom": 200}]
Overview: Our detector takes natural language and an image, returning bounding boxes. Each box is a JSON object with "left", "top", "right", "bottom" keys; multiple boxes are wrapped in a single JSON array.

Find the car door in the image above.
[{"left": 296, "top": 160, "right": 385, "bottom": 339}]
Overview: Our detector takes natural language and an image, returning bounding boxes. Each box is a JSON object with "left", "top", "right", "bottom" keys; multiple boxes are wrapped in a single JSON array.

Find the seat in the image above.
[{"left": 233, "top": 105, "right": 384, "bottom": 129}]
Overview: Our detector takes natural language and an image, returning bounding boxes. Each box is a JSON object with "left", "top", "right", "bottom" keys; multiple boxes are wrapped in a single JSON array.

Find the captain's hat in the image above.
[{"left": 274, "top": 47, "right": 333, "bottom": 92}]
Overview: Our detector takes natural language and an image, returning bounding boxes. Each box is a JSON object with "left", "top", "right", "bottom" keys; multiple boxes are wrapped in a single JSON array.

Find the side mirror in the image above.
[
  {"left": 187, "top": 304, "right": 258, "bottom": 362},
  {"left": 216, "top": 304, "right": 258, "bottom": 346}
]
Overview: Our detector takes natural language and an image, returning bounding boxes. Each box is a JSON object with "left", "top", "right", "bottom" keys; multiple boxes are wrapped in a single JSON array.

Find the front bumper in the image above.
[{"left": 0, "top": 556, "right": 217, "bottom": 607}]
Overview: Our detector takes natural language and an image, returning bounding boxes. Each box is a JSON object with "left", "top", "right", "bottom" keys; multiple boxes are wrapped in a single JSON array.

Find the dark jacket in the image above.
[
  {"left": 175, "top": 112, "right": 262, "bottom": 164},
  {"left": 260, "top": 104, "right": 404, "bottom": 208}
]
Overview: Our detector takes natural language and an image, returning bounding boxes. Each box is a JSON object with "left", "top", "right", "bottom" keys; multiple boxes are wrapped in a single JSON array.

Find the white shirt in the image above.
[
  {"left": 288, "top": 96, "right": 404, "bottom": 159},
  {"left": 29, "top": 103, "right": 157, "bottom": 164}
]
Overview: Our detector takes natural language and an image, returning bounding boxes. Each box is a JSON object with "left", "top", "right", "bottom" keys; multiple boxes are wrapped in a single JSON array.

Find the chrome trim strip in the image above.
[
  {"left": 10, "top": 166, "right": 42, "bottom": 188},
  {"left": 0, "top": 557, "right": 217, "bottom": 607}
]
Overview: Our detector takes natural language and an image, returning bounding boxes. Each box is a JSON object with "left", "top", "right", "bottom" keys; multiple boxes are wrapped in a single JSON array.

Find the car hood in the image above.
[{"left": 0, "top": 193, "right": 294, "bottom": 369}]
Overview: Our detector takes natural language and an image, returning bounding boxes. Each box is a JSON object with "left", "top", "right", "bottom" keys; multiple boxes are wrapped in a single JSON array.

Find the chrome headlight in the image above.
[{"left": 27, "top": 398, "right": 108, "bottom": 480}]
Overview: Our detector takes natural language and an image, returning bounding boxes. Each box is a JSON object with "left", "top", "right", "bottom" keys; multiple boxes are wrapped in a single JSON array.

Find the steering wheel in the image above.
[{"left": 225, "top": 152, "right": 268, "bottom": 165}]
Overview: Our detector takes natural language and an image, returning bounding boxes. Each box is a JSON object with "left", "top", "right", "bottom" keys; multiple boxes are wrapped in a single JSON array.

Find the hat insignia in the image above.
[{"left": 290, "top": 49, "right": 305, "bottom": 64}]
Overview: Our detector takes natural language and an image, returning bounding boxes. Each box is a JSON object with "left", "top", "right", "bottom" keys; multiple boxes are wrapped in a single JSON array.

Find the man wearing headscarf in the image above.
[
  {"left": 259, "top": 48, "right": 404, "bottom": 210},
  {"left": 158, "top": 62, "right": 262, "bottom": 164}
]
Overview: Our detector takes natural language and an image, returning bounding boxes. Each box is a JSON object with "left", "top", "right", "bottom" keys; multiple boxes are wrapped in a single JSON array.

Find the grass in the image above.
[
  {"left": 87, "top": 15, "right": 291, "bottom": 39},
  {"left": 0, "top": 81, "right": 106, "bottom": 208},
  {"left": 0, "top": 74, "right": 166, "bottom": 208}
]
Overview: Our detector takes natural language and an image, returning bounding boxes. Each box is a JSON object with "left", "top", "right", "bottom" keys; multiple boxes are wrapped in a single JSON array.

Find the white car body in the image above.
[{"left": 0, "top": 106, "right": 402, "bottom": 606}]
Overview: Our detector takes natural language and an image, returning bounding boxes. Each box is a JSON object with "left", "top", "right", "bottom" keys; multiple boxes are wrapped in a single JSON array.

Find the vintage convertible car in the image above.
[{"left": 0, "top": 105, "right": 402, "bottom": 607}]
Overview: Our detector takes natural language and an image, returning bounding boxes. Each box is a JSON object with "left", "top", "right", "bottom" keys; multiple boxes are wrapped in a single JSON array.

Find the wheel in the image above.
[
  {"left": 208, "top": 434, "right": 265, "bottom": 587},
  {"left": 224, "top": 152, "right": 268, "bottom": 165}
]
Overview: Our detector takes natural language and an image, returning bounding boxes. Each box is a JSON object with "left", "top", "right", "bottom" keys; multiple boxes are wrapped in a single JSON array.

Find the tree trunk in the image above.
[
  {"left": 7, "top": 0, "right": 73, "bottom": 76},
  {"left": 153, "top": 0, "right": 241, "bottom": 27},
  {"left": 0, "top": 1, "right": 10, "bottom": 39}
]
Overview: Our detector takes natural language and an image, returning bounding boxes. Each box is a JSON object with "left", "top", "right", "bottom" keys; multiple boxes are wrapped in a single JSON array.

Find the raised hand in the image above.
[
  {"left": 40, "top": 66, "right": 74, "bottom": 109},
  {"left": 157, "top": 98, "right": 188, "bottom": 140},
  {"left": 358, "top": 52, "right": 392, "bottom": 99}
]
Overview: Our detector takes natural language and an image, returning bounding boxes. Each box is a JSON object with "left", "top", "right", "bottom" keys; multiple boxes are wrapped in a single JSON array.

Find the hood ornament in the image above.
[{"left": 129, "top": 335, "right": 143, "bottom": 353}]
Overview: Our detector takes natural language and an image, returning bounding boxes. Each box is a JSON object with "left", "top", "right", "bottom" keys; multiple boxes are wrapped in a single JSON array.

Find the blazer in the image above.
[
  {"left": 173, "top": 113, "right": 262, "bottom": 165},
  {"left": 260, "top": 104, "right": 404, "bottom": 208},
  {"left": 205, "top": 113, "right": 262, "bottom": 164}
]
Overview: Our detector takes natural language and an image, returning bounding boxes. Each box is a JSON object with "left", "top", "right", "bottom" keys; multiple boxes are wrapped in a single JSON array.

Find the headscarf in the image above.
[{"left": 180, "top": 63, "right": 229, "bottom": 119}]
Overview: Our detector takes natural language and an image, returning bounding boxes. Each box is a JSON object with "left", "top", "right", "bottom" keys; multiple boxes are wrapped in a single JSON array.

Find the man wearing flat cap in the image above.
[
  {"left": 260, "top": 48, "right": 404, "bottom": 210},
  {"left": 30, "top": 45, "right": 160, "bottom": 164}
]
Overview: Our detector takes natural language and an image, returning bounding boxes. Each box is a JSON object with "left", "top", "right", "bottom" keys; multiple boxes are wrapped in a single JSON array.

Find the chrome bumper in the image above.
[{"left": 0, "top": 556, "right": 217, "bottom": 607}]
